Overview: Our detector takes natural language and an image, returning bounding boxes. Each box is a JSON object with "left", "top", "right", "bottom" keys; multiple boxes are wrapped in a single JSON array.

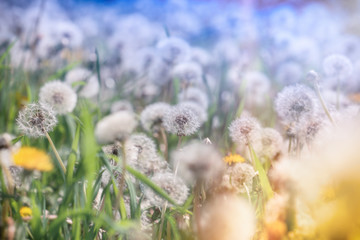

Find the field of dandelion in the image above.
[{"left": 1, "top": 0, "right": 360, "bottom": 239}]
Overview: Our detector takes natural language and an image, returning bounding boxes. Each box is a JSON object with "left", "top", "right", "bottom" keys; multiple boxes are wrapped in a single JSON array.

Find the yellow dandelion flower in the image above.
[
  {"left": 13, "top": 147, "right": 53, "bottom": 171},
  {"left": 19, "top": 206, "right": 32, "bottom": 218},
  {"left": 223, "top": 153, "right": 245, "bottom": 165}
]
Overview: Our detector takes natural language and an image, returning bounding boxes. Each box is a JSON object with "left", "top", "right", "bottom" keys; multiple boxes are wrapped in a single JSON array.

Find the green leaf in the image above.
[
  {"left": 11, "top": 135, "right": 23, "bottom": 145},
  {"left": 126, "top": 176, "right": 138, "bottom": 219},
  {"left": 0, "top": 40, "right": 16, "bottom": 65},
  {"left": 126, "top": 166, "right": 178, "bottom": 206},
  {"left": 249, "top": 145, "right": 273, "bottom": 200},
  {"left": 66, "top": 124, "right": 80, "bottom": 184}
]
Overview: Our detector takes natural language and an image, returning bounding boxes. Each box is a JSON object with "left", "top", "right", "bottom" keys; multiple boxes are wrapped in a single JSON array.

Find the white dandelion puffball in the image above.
[
  {"left": 157, "top": 37, "right": 190, "bottom": 65},
  {"left": 65, "top": 68, "right": 99, "bottom": 98},
  {"left": 323, "top": 54, "right": 353, "bottom": 79},
  {"left": 275, "top": 84, "right": 319, "bottom": 124},
  {"left": 172, "top": 140, "right": 224, "bottom": 185},
  {"left": 229, "top": 116, "right": 262, "bottom": 146},
  {"left": 171, "top": 61, "right": 203, "bottom": 86},
  {"left": 16, "top": 102, "right": 57, "bottom": 138},
  {"left": 39, "top": 80, "right": 77, "bottom": 114},
  {"left": 220, "top": 163, "right": 256, "bottom": 194},
  {"left": 178, "top": 87, "right": 208, "bottom": 109},
  {"left": 143, "top": 171, "right": 188, "bottom": 207},
  {"left": 140, "top": 102, "right": 172, "bottom": 133},
  {"left": 0, "top": 133, "right": 21, "bottom": 167},
  {"left": 178, "top": 101, "right": 207, "bottom": 125},
  {"left": 95, "top": 111, "right": 138, "bottom": 144},
  {"left": 125, "top": 133, "right": 168, "bottom": 176},
  {"left": 163, "top": 105, "right": 200, "bottom": 136}
]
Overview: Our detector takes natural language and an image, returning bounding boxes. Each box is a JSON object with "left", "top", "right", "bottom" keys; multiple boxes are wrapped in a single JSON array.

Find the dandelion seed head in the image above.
[
  {"left": 65, "top": 68, "right": 99, "bottom": 98},
  {"left": 257, "top": 128, "right": 284, "bottom": 161},
  {"left": 178, "top": 101, "right": 207, "bottom": 125},
  {"left": 125, "top": 133, "right": 168, "bottom": 176},
  {"left": 171, "top": 61, "right": 203, "bottom": 86},
  {"left": 242, "top": 71, "right": 271, "bottom": 107},
  {"left": 16, "top": 103, "right": 57, "bottom": 138},
  {"left": 200, "top": 195, "right": 256, "bottom": 240},
  {"left": 275, "top": 84, "right": 318, "bottom": 124},
  {"left": 95, "top": 111, "right": 138, "bottom": 144},
  {"left": 323, "top": 54, "right": 353, "bottom": 79},
  {"left": 220, "top": 163, "right": 256, "bottom": 194},
  {"left": 39, "top": 80, "right": 77, "bottom": 114},
  {"left": 228, "top": 116, "right": 262, "bottom": 146},
  {"left": 0, "top": 133, "right": 21, "bottom": 167},
  {"left": 172, "top": 140, "right": 224, "bottom": 185},
  {"left": 157, "top": 37, "right": 190, "bottom": 65},
  {"left": 190, "top": 47, "right": 213, "bottom": 70},
  {"left": 163, "top": 105, "right": 200, "bottom": 136},
  {"left": 140, "top": 102, "right": 172, "bottom": 133},
  {"left": 178, "top": 87, "right": 208, "bottom": 109},
  {"left": 306, "top": 70, "right": 319, "bottom": 86},
  {"left": 143, "top": 171, "right": 188, "bottom": 207},
  {"left": 110, "top": 100, "right": 134, "bottom": 113}
]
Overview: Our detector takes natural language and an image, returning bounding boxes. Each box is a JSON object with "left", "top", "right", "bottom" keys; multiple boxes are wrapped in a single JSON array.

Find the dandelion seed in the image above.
[
  {"left": 172, "top": 140, "right": 224, "bottom": 185},
  {"left": 178, "top": 87, "right": 208, "bottom": 109},
  {"left": 13, "top": 147, "right": 53, "bottom": 172},
  {"left": 140, "top": 102, "right": 171, "bottom": 133},
  {"left": 323, "top": 54, "right": 353, "bottom": 79},
  {"left": 157, "top": 37, "right": 190, "bottom": 65},
  {"left": 143, "top": 171, "right": 188, "bottom": 207},
  {"left": 223, "top": 153, "right": 245, "bottom": 165},
  {"left": 16, "top": 103, "right": 57, "bottom": 138},
  {"left": 220, "top": 163, "right": 256, "bottom": 194},
  {"left": 171, "top": 61, "right": 203, "bottom": 86},
  {"left": 200, "top": 195, "right": 256, "bottom": 240},
  {"left": 275, "top": 84, "right": 318, "bottom": 124},
  {"left": 163, "top": 105, "right": 200, "bottom": 136},
  {"left": 39, "top": 80, "right": 77, "bottom": 114},
  {"left": 228, "top": 116, "right": 262, "bottom": 146}
]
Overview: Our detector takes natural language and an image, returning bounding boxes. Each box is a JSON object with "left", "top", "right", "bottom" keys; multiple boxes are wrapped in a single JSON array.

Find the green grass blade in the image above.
[
  {"left": 249, "top": 145, "right": 273, "bottom": 200},
  {"left": 126, "top": 166, "right": 178, "bottom": 206}
]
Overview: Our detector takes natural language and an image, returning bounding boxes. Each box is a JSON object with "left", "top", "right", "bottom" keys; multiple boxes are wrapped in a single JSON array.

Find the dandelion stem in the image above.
[
  {"left": 160, "top": 127, "right": 168, "bottom": 162},
  {"left": 45, "top": 131, "right": 66, "bottom": 174},
  {"left": 336, "top": 76, "right": 340, "bottom": 110},
  {"left": 158, "top": 202, "right": 168, "bottom": 240},
  {"left": 115, "top": 142, "right": 127, "bottom": 219},
  {"left": 314, "top": 84, "right": 334, "bottom": 124}
]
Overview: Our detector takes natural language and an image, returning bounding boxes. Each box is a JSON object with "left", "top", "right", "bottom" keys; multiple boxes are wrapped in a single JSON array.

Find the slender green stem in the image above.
[{"left": 45, "top": 131, "right": 66, "bottom": 174}]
